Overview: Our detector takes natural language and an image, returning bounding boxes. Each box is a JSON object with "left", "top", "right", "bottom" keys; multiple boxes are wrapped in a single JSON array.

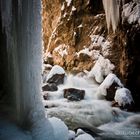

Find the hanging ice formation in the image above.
[
  {"left": 0, "top": 0, "right": 60, "bottom": 140},
  {"left": 102, "top": 0, "right": 121, "bottom": 32}
]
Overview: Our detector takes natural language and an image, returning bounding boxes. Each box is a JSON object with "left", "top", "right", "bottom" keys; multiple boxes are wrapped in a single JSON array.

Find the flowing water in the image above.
[{"left": 44, "top": 73, "right": 140, "bottom": 139}]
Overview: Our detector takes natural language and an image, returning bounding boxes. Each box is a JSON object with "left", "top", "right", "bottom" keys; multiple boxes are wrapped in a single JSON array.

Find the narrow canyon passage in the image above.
[{"left": 0, "top": 0, "right": 140, "bottom": 140}]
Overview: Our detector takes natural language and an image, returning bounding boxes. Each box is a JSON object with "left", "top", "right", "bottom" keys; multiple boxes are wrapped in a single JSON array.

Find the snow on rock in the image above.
[
  {"left": 90, "top": 35, "right": 111, "bottom": 57},
  {"left": 68, "top": 130, "right": 76, "bottom": 140},
  {"left": 114, "top": 88, "right": 134, "bottom": 106},
  {"left": 49, "top": 117, "right": 69, "bottom": 140},
  {"left": 54, "top": 44, "right": 68, "bottom": 58},
  {"left": 78, "top": 24, "right": 83, "bottom": 28},
  {"left": 46, "top": 65, "right": 65, "bottom": 81},
  {"left": 61, "top": 3, "right": 65, "bottom": 11},
  {"left": 76, "top": 47, "right": 100, "bottom": 60},
  {"left": 65, "top": 0, "right": 72, "bottom": 7},
  {"left": 76, "top": 35, "right": 111, "bottom": 61},
  {"left": 88, "top": 55, "right": 115, "bottom": 83},
  {"left": 96, "top": 73, "right": 124, "bottom": 96},
  {"left": 122, "top": 1, "right": 140, "bottom": 25},
  {"left": 72, "top": 6, "right": 76, "bottom": 11},
  {"left": 75, "top": 129, "right": 95, "bottom": 140}
]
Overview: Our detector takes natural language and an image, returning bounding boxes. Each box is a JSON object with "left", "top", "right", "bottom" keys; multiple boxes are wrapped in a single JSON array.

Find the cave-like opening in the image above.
[{"left": 126, "top": 30, "right": 140, "bottom": 111}]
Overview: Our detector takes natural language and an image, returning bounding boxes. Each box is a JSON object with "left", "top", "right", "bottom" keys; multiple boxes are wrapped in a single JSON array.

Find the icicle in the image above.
[{"left": 102, "top": 0, "right": 121, "bottom": 32}]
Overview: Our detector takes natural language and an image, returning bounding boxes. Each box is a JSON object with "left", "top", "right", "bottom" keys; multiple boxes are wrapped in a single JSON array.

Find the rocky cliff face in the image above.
[
  {"left": 42, "top": 0, "right": 140, "bottom": 110},
  {"left": 42, "top": 0, "right": 105, "bottom": 72}
]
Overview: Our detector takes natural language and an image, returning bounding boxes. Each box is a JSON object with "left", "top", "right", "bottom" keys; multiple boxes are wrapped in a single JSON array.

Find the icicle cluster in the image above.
[{"left": 102, "top": 0, "right": 121, "bottom": 32}]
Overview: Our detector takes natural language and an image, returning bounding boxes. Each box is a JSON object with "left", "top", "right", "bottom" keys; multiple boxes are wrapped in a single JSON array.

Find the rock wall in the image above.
[
  {"left": 42, "top": 0, "right": 140, "bottom": 110},
  {"left": 42, "top": 0, "right": 105, "bottom": 72}
]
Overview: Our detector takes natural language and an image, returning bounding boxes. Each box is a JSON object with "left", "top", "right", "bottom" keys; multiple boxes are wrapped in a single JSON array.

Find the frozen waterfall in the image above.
[
  {"left": 0, "top": 0, "right": 68, "bottom": 140},
  {"left": 102, "top": 0, "right": 121, "bottom": 32}
]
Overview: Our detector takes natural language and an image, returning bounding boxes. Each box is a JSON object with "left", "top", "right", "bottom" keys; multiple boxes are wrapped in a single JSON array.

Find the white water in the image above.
[
  {"left": 44, "top": 71, "right": 140, "bottom": 139},
  {"left": 0, "top": 0, "right": 140, "bottom": 139}
]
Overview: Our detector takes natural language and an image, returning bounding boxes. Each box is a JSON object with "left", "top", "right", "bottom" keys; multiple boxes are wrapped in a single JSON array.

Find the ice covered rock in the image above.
[
  {"left": 114, "top": 88, "right": 134, "bottom": 107},
  {"left": 49, "top": 117, "right": 69, "bottom": 140},
  {"left": 64, "top": 88, "right": 85, "bottom": 101},
  {"left": 75, "top": 128, "right": 96, "bottom": 140},
  {"left": 122, "top": 1, "right": 140, "bottom": 25},
  {"left": 47, "top": 65, "right": 65, "bottom": 85},
  {"left": 68, "top": 130, "right": 76, "bottom": 140},
  {"left": 42, "top": 83, "right": 58, "bottom": 91},
  {"left": 88, "top": 56, "right": 115, "bottom": 83},
  {"left": 96, "top": 73, "right": 123, "bottom": 100}
]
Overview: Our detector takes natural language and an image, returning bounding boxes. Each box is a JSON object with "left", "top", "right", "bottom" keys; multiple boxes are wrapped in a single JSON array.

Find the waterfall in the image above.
[
  {"left": 0, "top": 0, "right": 56, "bottom": 139},
  {"left": 102, "top": 0, "right": 121, "bottom": 32}
]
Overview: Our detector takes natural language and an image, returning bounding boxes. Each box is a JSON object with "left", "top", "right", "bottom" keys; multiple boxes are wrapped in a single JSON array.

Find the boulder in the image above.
[
  {"left": 43, "top": 93, "right": 48, "bottom": 100},
  {"left": 47, "top": 74, "right": 65, "bottom": 85},
  {"left": 106, "top": 82, "right": 120, "bottom": 101},
  {"left": 64, "top": 88, "right": 85, "bottom": 101},
  {"left": 42, "top": 83, "right": 58, "bottom": 91}
]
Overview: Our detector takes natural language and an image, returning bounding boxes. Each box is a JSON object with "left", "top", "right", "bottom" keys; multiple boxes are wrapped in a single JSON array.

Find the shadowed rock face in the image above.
[
  {"left": 42, "top": 0, "right": 105, "bottom": 72},
  {"left": 47, "top": 74, "right": 65, "bottom": 85}
]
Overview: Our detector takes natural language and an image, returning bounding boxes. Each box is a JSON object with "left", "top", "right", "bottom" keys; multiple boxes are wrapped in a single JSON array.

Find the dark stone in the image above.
[
  {"left": 79, "top": 53, "right": 91, "bottom": 62},
  {"left": 47, "top": 74, "right": 65, "bottom": 85},
  {"left": 106, "top": 82, "right": 120, "bottom": 101},
  {"left": 42, "top": 83, "right": 58, "bottom": 91},
  {"left": 64, "top": 88, "right": 85, "bottom": 101},
  {"left": 43, "top": 93, "right": 48, "bottom": 100},
  {"left": 44, "top": 56, "right": 54, "bottom": 65}
]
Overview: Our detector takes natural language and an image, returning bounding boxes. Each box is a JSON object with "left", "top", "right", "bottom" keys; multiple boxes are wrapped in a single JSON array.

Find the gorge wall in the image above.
[{"left": 42, "top": 0, "right": 140, "bottom": 110}]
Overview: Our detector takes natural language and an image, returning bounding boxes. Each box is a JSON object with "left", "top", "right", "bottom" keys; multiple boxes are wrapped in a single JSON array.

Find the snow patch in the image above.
[
  {"left": 75, "top": 133, "right": 95, "bottom": 140},
  {"left": 122, "top": 1, "right": 140, "bottom": 25},
  {"left": 76, "top": 47, "right": 100, "bottom": 60},
  {"left": 88, "top": 56, "right": 115, "bottom": 83},
  {"left": 114, "top": 88, "right": 134, "bottom": 106},
  {"left": 72, "top": 6, "right": 76, "bottom": 11},
  {"left": 54, "top": 44, "right": 69, "bottom": 57},
  {"left": 90, "top": 35, "right": 111, "bottom": 57},
  {"left": 47, "top": 65, "right": 65, "bottom": 81},
  {"left": 68, "top": 130, "right": 76, "bottom": 140},
  {"left": 61, "top": 3, "right": 65, "bottom": 11},
  {"left": 49, "top": 117, "right": 69, "bottom": 140},
  {"left": 96, "top": 73, "right": 124, "bottom": 96},
  {"left": 78, "top": 24, "right": 83, "bottom": 28},
  {"left": 65, "top": 0, "right": 72, "bottom": 7}
]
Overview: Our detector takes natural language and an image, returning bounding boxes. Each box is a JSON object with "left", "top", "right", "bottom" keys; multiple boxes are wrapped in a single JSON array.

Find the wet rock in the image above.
[
  {"left": 43, "top": 93, "right": 48, "bottom": 100},
  {"left": 64, "top": 88, "right": 85, "bottom": 101},
  {"left": 42, "top": 83, "right": 58, "bottom": 91},
  {"left": 106, "top": 82, "right": 120, "bottom": 101},
  {"left": 47, "top": 74, "right": 65, "bottom": 85}
]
